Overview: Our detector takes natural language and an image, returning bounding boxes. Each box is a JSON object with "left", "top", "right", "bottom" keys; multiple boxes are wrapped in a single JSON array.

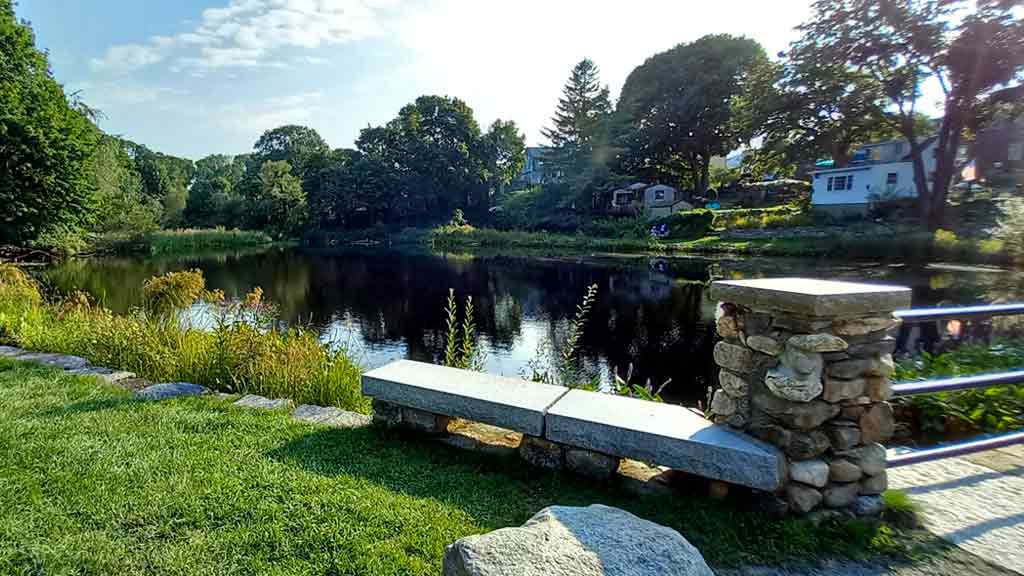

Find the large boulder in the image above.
[{"left": 443, "top": 504, "right": 713, "bottom": 576}]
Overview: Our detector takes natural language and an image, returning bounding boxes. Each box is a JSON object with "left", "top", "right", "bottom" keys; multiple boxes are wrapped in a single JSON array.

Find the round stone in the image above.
[
  {"left": 765, "top": 366, "right": 823, "bottom": 403},
  {"left": 860, "top": 403, "right": 895, "bottom": 444},
  {"left": 790, "top": 459, "right": 829, "bottom": 488},
  {"left": 823, "top": 482, "right": 860, "bottom": 508},
  {"left": 860, "top": 470, "right": 888, "bottom": 495},
  {"left": 823, "top": 376, "right": 866, "bottom": 403},
  {"left": 718, "top": 370, "right": 749, "bottom": 397},
  {"left": 786, "top": 483, "right": 823, "bottom": 514},
  {"left": 829, "top": 458, "right": 863, "bottom": 482}
]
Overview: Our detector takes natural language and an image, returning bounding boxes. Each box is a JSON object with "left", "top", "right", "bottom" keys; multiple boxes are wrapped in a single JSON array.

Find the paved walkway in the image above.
[{"left": 888, "top": 445, "right": 1024, "bottom": 575}]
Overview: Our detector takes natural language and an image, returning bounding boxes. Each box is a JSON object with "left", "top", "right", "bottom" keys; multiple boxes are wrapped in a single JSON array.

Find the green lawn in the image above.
[{"left": 0, "top": 358, "right": 912, "bottom": 574}]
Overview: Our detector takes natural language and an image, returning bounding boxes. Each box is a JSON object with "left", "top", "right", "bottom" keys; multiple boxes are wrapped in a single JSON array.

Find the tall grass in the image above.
[
  {"left": 0, "top": 265, "right": 367, "bottom": 412},
  {"left": 95, "top": 228, "right": 274, "bottom": 255}
]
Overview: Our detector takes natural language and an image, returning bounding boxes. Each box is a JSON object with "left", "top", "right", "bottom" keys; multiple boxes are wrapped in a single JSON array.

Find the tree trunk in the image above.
[
  {"left": 929, "top": 101, "right": 965, "bottom": 230},
  {"left": 696, "top": 154, "right": 710, "bottom": 195},
  {"left": 831, "top": 142, "right": 852, "bottom": 168}
]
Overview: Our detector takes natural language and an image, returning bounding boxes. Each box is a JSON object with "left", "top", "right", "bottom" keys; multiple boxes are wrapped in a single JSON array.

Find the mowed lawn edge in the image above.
[{"left": 0, "top": 358, "right": 924, "bottom": 574}]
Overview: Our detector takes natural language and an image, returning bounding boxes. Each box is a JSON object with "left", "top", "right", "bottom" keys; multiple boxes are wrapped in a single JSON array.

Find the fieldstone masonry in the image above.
[{"left": 709, "top": 278, "right": 911, "bottom": 515}]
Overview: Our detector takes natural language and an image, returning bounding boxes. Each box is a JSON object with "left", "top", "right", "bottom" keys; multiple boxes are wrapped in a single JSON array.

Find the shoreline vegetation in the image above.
[{"left": 0, "top": 265, "right": 366, "bottom": 411}]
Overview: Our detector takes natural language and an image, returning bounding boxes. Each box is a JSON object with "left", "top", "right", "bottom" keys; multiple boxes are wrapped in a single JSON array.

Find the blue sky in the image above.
[{"left": 18, "top": 0, "right": 825, "bottom": 159}]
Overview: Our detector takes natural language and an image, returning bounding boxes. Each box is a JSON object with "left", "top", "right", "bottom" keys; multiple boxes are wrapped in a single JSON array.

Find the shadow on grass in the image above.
[{"left": 36, "top": 395, "right": 141, "bottom": 418}]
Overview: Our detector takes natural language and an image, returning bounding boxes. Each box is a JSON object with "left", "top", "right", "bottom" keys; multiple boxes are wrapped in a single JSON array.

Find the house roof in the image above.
[{"left": 811, "top": 165, "right": 875, "bottom": 176}]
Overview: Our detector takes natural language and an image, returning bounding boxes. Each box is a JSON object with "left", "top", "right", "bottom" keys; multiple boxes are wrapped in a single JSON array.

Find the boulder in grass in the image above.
[
  {"left": 17, "top": 352, "right": 90, "bottom": 370},
  {"left": 135, "top": 382, "right": 210, "bottom": 400},
  {"left": 443, "top": 504, "right": 713, "bottom": 576}
]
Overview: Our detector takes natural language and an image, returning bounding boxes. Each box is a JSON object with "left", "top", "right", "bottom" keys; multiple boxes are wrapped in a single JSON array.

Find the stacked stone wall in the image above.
[{"left": 710, "top": 304, "right": 897, "bottom": 516}]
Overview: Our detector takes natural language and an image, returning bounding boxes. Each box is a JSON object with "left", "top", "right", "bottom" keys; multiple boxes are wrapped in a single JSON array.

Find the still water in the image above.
[{"left": 41, "top": 247, "right": 1024, "bottom": 404}]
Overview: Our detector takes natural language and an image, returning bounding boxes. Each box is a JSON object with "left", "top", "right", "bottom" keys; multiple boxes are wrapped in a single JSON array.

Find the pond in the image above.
[{"left": 40, "top": 247, "right": 1024, "bottom": 405}]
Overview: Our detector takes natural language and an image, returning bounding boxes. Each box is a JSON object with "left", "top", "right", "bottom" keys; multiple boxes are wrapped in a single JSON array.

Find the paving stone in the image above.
[
  {"left": 362, "top": 360, "right": 568, "bottom": 437},
  {"left": 234, "top": 394, "right": 293, "bottom": 410},
  {"left": 136, "top": 382, "right": 209, "bottom": 400},
  {"left": 0, "top": 346, "right": 27, "bottom": 357},
  {"left": 17, "top": 352, "right": 90, "bottom": 370},
  {"left": 292, "top": 404, "right": 371, "bottom": 428},
  {"left": 545, "top": 389, "right": 784, "bottom": 491},
  {"left": 710, "top": 278, "right": 911, "bottom": 317},
  {"left": 66, "top": 366, "right": 136, "bottom": 384}
]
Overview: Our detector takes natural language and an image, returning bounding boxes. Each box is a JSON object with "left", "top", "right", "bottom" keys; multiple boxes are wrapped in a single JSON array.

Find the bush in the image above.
[
  {"left": 0, "top": 266, "right": 366, "bottom": 411},
  {"left": 582, "top": 217, "right": 648, "bottom": 239},
  {"left": 650, "top": 209, "right": 715, "bottom": 240}
]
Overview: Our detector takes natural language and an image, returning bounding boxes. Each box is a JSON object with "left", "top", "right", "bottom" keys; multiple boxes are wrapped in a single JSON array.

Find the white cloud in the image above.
[
  {"left": 91, "top": 0, "right": 394, "bottom": 73},
  {"left": 216, "top": 91, "right": 326, "bottom": 135}
]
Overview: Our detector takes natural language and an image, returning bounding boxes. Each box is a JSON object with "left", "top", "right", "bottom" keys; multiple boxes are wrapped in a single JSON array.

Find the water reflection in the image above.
[{"left": 41, "top": 248, "right": 1024, "bottom": 404}]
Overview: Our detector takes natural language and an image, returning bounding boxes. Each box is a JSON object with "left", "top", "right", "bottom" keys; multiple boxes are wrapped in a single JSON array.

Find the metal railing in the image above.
[{"left": 887, "top": 302, "right": 1024, "bottom": 468}]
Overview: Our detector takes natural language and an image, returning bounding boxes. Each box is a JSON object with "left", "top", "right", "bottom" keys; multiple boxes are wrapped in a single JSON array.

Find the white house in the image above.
[
  {"left": 610, "top": 182, "right": 693, "bottom": 219},
  {"left": 811, "top": 137, "right": 939, "bottom": 217}
]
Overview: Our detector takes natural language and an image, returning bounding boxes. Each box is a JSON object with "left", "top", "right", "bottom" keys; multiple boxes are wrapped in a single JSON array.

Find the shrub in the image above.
[
  {"left": 650, "top": 209, "right": 715, "bottom": 240},
  {"left": 933, "top": 228, "right": 959, "bottom": 248}
]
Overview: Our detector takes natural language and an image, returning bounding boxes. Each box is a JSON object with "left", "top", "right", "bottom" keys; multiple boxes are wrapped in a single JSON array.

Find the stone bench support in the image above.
[{"left": 708, "top": 278, "right": 912, "bottom": 516}]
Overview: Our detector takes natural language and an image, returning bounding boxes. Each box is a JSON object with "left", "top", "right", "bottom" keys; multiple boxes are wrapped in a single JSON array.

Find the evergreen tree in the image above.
[{"left": 541, "top": 59, "right": 613, "bottom": 190}]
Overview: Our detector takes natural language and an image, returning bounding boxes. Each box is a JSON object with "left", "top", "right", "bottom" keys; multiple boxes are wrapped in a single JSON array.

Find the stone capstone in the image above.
[
  {"left": 292, "top": 404, "right": 372, "bottom": 428},
  {"left": 135, "top": 382, "right": 209, "bottom": 400},
  {"left": 788, "top": 334, "right": 848, "bottom": 353},
  {"left": 860, "top": 471, "right": 888, "bottom": 495},
  {"left": 442, "top": 504, "right": 715, "bottom": 576},
  {"left": 786, "top": 484, "right": 824, "bottom": 514},
  {"left": 831, "top": 317, "right": 900, "bottom": 337},
  {"left": 754, "top": 393, "right": 839, "bottom": 430},
  {"left": 718, "top": 370, "right": 750, "bottom": 397},
  {"left": 746, "top": 335, "right": 783, "bottom": 356},
  {"left": 565, "top": 448, "right": 620, "bottom": 481},
  {"left": 829, "top": 459, "right": 863, "bottom": 483},
  {"left": 789, "top": 459, "right": 829, "bottom": 488},
  {"left": 860, "top": 403, "right": 895, "bottom": 444},
  {"left": 823, "top": 482, "right": 860, "bottom": 508},
  {"left": 710, "top": 278, "right": 911, "bottom": 318},
  {"left": 519, "top": 436, "right": 564, "bottom": 470},
  {"left": 713, "top": 341, "right": 756, "bottom": 373}
]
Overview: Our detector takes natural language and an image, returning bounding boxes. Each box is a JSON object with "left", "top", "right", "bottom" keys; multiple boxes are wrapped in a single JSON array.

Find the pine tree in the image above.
[{"left": 541, "top": 59, "right": 613, "bottom": 186}]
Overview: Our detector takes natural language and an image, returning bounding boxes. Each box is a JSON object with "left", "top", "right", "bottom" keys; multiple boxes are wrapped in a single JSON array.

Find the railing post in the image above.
[{"left": 708, "top": 278, "right": 912, "bottom": 517}]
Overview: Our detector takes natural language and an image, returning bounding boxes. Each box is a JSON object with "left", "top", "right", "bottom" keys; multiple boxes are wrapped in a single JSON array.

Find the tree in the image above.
[
  {"left": 481, "top": 119, "right": 525, "bottom": 205},
  {"left": 617, "top": 35, "right": 767, "bottom": 194},
  {"left": 252, "top": 125, "right": 329, "bottom": 179},
  {"left": 796, "top": 0, "right": 1024, "bottom": 229},
  {"left": 246, "top": 160, "right": 306, "bottom": 238},
  {"left": 542, "top": 59, "right": 614, "bottom": 194},
  {"left": 91, "top": 135, "right": 161, "bottom": 234},
  {"left": 0, "top": 0, "right": 98, "bottom": 246}
]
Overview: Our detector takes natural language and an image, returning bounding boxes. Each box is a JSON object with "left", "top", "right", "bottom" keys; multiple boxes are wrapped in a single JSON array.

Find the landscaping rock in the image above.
[
  {"left": 234, "top": 394, "right": 294, "bottom": 410},
  {"left": 788, "top": 334, "right": 848, "bottom": 353},
  {"left": 292, "top": 404, "right": 372, "bottom": 428},
  {"left": 823, "top": 482, "right": 860, "bottom": 508},
  {"left": 442, "top": 504, "right": 714, "bottom": 576},
  {"left": 822, "top": 376, "right": 866, "bottom": 403},
  {"left": 135, "top": 382, "right": 209, "bottom": 400},
  {"left": 710, "top": 389, "right": 737, "bottom": 415},
  {"left": 826, "top": 424, "right": 861, "bottom": 451},
  {"left": 754, "top": 393, "right": 838, "bottom": 430},
  {"left": 66, "top": 366, "right": 136, "bottom": 384},
  {"left": 519, "top": 436, "right": 564, "bottom": 470},
  {"left": 786, "top": 483, "right": 824, "bottom": 514},
  {"left": 18, "top": 352, "right": 90, "bottom": 370},
  {"left": 829, "top": 459, "right": 863, "bottom": 483},
  {"left": 782, "top": 345, "right": 823, "bottom": 376},
  {"left": 746, "top": 335, "right": 783, "bottom": 356},
  {"left": 716, "top": 314, "right": 740, "bottom": 339},
  {"left": 401, "top": 406, "right": 450, "bottom": 434},
  {"left": 765, "top": 366, "right": 822, "bottom": 403},
  {"left": 860, "top": 471, "right": 888, "bottom": 495},
  {"left": 860, "top": 403, "right": 895, "bottom": 444},
  {"left": 714, "top": 341, "right": 755, "bottom": 373},
  {"left": 839, "top": 443, "right": 886, "bottom": 476},
  {"left": 831, "top": 317, "right": 899, "bottom": 337},
  {"left": 718, "top": 370, "right": 750, "bottom": 397},
  {"left": 827, "top": 358, "right": 873, "bottom": 379},
  {"left": 0, "top": 346, "right": 26, "bottom": 357},
  {"left": 565, "top": 448, "right": 620, "bottom": 481},
  {"left": 789, "top": 459, "right": 829, "bottom": 488},
  {"left": 866, "top": 376, "right": 892, "bottom": 401},
  {"left": 785, "top": 430, "right": 831, "bottom": 460},
  {"left": 846, "top": 338, "right": 897, "bottom": 358},
  {"left": 372, "top": 398, "right": 402, "bottom": 428},
  {"left": 853, "top": 495, "right": 884, "bottom": 517}
]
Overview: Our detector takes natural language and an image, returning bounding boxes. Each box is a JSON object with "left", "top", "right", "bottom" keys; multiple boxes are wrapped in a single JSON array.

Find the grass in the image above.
[
  {"left": 0, "top": 358, "right": 921, "bottom": 574},
  {"left": 0, "top": 265, "right": 367, "bottom": 412},
  {"left": 894, "top": 341, "right": 1024, "bottom": 437},
  {"left": 93, "top": 228, "right": 275, "bottom": 255}
]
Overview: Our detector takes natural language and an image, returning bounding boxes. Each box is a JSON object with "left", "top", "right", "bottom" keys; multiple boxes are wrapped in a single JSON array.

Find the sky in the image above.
[{"left": 17, "top": 0, "right": 821, "bottom": 160}]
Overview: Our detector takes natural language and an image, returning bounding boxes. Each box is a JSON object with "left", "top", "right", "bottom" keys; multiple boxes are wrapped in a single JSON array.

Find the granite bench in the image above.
[{"left": 361, "top": 359, "right": 783, "bottom": 491}]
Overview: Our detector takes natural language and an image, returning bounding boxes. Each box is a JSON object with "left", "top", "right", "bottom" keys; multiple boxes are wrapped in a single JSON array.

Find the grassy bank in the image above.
[
  {"left": 0, "top": 265, "right": 366, "bottom": 411},
  {"left": 894, "top": 341, "right": 1024, "bottom": 437},
  {"left": 0, "top": 359, "right": 920, "bottom": 574},
  {"left": 93, "top": 228, "right": 275, "bottom": 256}
]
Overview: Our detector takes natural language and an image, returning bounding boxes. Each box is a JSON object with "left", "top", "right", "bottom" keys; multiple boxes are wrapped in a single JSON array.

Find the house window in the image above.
[
  {"left": 654, "top": 189, "right": 665, "bottom": 201},
  {"left": 1009, "top": 142, "right": 1023, "bottom": 162},
  {"left": 827, "top": 177, "right": 833, "bottom": 191},
  {"left": 886, "top": 173, "right": 898, "bottom": 185}
]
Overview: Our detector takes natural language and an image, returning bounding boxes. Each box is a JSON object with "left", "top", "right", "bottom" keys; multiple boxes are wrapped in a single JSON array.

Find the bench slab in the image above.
[
  {"left": 545, "top": 389, "right": 784, "bottom": 490},
  {"left": 362, "top": 360, "right": 568, "bottom": 437}
]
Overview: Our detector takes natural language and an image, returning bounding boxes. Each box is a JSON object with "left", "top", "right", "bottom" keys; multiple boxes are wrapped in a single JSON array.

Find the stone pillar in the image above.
[{"left": 708, "top": 278, "right": 911, "bottom": 517}]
